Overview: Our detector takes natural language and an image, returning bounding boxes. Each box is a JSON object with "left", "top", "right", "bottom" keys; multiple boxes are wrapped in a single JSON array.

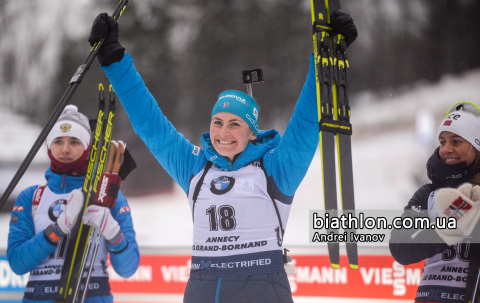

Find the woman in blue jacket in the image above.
[
  {"left": 7, "top": 105, "right": 139, "bottom": 303},
  {"left": 88, "top": 10, "right": 356, "bottom": 303}
]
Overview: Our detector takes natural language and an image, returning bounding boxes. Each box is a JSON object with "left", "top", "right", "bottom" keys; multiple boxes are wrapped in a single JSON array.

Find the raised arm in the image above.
[
  {"left": 262, "top": 54, "right": 318, "bottom": 197},
  {"left": 89, "top": 14, "right": 205, "bottom": 193}
]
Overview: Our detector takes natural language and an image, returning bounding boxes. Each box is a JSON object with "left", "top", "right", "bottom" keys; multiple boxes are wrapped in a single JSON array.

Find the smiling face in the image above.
[
  {"left": 50, "top": 136, "right": 85, "bottom": 164},
  {"left": 439, "top": 131, "right": 478, "bottom": 166},
  {"left": 210, "top": 112, "right": 257, "bottom": 161}
]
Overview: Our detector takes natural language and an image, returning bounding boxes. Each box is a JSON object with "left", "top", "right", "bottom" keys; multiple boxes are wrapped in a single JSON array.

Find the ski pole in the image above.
[
  {"left": 78, "top": 141, "right": 124, "bottom": 303},
  {"left": 56, "top": 86, "right": 117, "bottom": 303},
  {"left": 471, "top": 266, "right": 480, "bottom": 303},
  {"left": 0, "top": 0, "right": 130, "bottom": 212},
  {"left": 242, "top": 69, "right": 264, "bottom": 98},
  {"left": 78, "top": 231, "right": 101, "bottom": 303},
  {"left": 72, "top": 228, "right": 98, "bottom": 303}
]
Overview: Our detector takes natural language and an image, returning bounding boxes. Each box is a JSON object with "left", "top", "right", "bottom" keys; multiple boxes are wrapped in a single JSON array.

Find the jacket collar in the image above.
[
  {"left": 426, "top": 147, "right": 478, "bottom": 188},
  {"left": 201, "top": 129, "right": 280, "bottom": 171},
  {"left": 45, "top": 167, "right": 84, "bottom": 194}
]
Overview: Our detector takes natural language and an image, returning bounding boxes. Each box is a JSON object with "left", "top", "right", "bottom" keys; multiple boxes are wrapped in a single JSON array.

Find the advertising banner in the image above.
[
  {"left": 0, "top": 253, "right": 424, "bottom": 301},
  {"left": 107, "top": 254, "right": 424, "bottom": 300}
]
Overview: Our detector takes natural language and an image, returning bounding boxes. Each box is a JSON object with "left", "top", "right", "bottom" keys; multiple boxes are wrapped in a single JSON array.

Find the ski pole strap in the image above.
[
  {"left": 259, "top": 158, "right": 285, "bottom": 247},
  {"left": 319, "top": 119, "right": 352, "bottom": 135},
  {"left": 118, "top": 148, "right": 136, "bottom": 180},
  {"left": 191, "top": 161, "right": 213, "bottom": 222}
]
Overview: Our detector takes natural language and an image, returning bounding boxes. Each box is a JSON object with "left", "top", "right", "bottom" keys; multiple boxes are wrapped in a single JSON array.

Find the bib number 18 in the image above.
[{"left": 206, "top": 205, "right": 237, "bottom": 231}]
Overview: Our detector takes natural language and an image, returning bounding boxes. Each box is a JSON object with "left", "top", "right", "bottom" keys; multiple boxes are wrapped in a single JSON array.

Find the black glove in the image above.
[
  {"left": 88, "top": 13, "right": 125, "bottom": 66},
  {"left": 330, "top": 10, "right": 358, "bottom": 48}
]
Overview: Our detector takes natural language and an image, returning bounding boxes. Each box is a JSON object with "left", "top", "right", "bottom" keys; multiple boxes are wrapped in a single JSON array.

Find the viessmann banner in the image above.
[
  {"left": 106, "top": 254, "right": 424, "bottom": 300},
  {"left": 0, "top": 253, "right": 424, "bottom": 300}
]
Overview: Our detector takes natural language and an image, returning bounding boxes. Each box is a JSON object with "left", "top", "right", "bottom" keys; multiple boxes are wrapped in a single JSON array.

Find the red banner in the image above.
[{"left": 108, "top": 254, "right": 424, "bottom": 300}]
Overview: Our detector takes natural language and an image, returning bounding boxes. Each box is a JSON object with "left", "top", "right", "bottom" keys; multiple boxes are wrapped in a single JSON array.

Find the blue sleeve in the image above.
[
  {"left": 7, "top": 186, "right": 58, "bottom": 275},
  {"left": 107, "top": 192, "right": 139, "bottom": 278},
  {"left": 263, "top": 54, "right": 318, "bottom": 199},
  {"left": 101, "top": 54, "right": 205, "bottom": 193}
]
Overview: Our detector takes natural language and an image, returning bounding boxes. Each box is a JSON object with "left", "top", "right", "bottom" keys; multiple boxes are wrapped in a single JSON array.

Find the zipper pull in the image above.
[{"left": 61, "top": 174, "right": 66, "bottom": 189}]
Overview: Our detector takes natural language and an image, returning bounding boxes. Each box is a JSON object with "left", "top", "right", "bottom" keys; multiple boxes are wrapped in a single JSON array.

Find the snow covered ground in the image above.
[{"left": 1, "top": 67, "right": 479, "bottom": 250}]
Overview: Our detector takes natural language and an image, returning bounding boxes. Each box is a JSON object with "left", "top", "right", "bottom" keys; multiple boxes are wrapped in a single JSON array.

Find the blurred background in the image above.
[{"left": 0, "top": 0, "right": 479, "bottom": 240}]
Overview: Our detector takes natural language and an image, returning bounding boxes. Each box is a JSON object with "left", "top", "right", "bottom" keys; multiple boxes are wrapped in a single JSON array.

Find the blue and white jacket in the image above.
[
  {"left": 101, "top": 53, "right": 318, "bottom": 276},
  {"left": 7, "top": 168, "right": 139, "bottom": 303}
]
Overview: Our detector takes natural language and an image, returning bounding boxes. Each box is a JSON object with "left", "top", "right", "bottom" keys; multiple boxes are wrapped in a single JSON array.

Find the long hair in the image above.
[{"left": 471, "top": 150, "right": 480, "bottom": 186}]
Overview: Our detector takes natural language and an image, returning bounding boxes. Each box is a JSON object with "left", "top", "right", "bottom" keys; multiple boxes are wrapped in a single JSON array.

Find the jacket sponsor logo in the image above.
[
  {"left": 428, "top": 289, "right": 441, "bottom": 300},
  {"left": 192, "top": 145, "right": 200, "bottom": 156},
  {"left": 245, "top": 114, "right": 258, "bottom": 130},
  {"left": 235, "top": 180, "right": 254, "bottom": 193},
  {"left": 446, "top": 113, "right": 460, "bottom": 120},
  {"left": 11, "top": 215, "right": 18, "bottom": 224},
  {"left": 10, "top": 215, "right": 18, "bottom": 224},
  {"left": 191, "top": 258, "right": 272, "bottom": 270},
  {"left": 33, "top": 186, "right": 45, "bottom": 205},
  {"left": 250, "top": 161, "right": 260, "bottom": 167},
  {"left": 417, "top": 289, "right": 465, "bottom": 301},
  {"left": 35, "top": 284, "right": 45, "bottom": 295},
  {"left": 48, "top": 199, "right": 67, "bottom": 222},
  {"left": 59, "top": 123, "right": 72, "bottom": 133},
  {"left": 120, "top": 206, "right": 130, "bottom": 214},
  {"left": 200, "top": 261, "right": 211, "bottom": 269},
  {"left": 218, "top": 94, "right": 246, "bottom": 105},
  {"left": 210, "top": 176, "right": 235, "bottom": 195},
  {"left": 411, "top": 205, "right": 421, "bottom": 212},
  {"left": 13, "top": 206, "right": 25, "bottom": 212}
]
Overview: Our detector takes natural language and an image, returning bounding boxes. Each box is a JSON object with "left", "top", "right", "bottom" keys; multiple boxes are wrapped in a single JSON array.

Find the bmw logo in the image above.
[
  {"left": 210, "top": 176, "right": 235, "bottom": 195},
  {"left": 48, "top": 199, "right": 67, "bottom": 222}
]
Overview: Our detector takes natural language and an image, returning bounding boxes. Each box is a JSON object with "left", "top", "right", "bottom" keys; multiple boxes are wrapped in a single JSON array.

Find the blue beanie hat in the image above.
[{"left": 211, "top": 90, "right": 259, "bottom": 135}]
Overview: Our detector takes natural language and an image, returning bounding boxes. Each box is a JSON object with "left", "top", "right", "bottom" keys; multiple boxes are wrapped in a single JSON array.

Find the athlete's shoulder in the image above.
[
  {"left": 406, "top": 184, "right": 436, "bottom": 211},
  {"left": 15, "top": 185, "right": 39, "bottom": 207},
  {"left": 413, "top": 184, "right": 436, "bottom": 201}
]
